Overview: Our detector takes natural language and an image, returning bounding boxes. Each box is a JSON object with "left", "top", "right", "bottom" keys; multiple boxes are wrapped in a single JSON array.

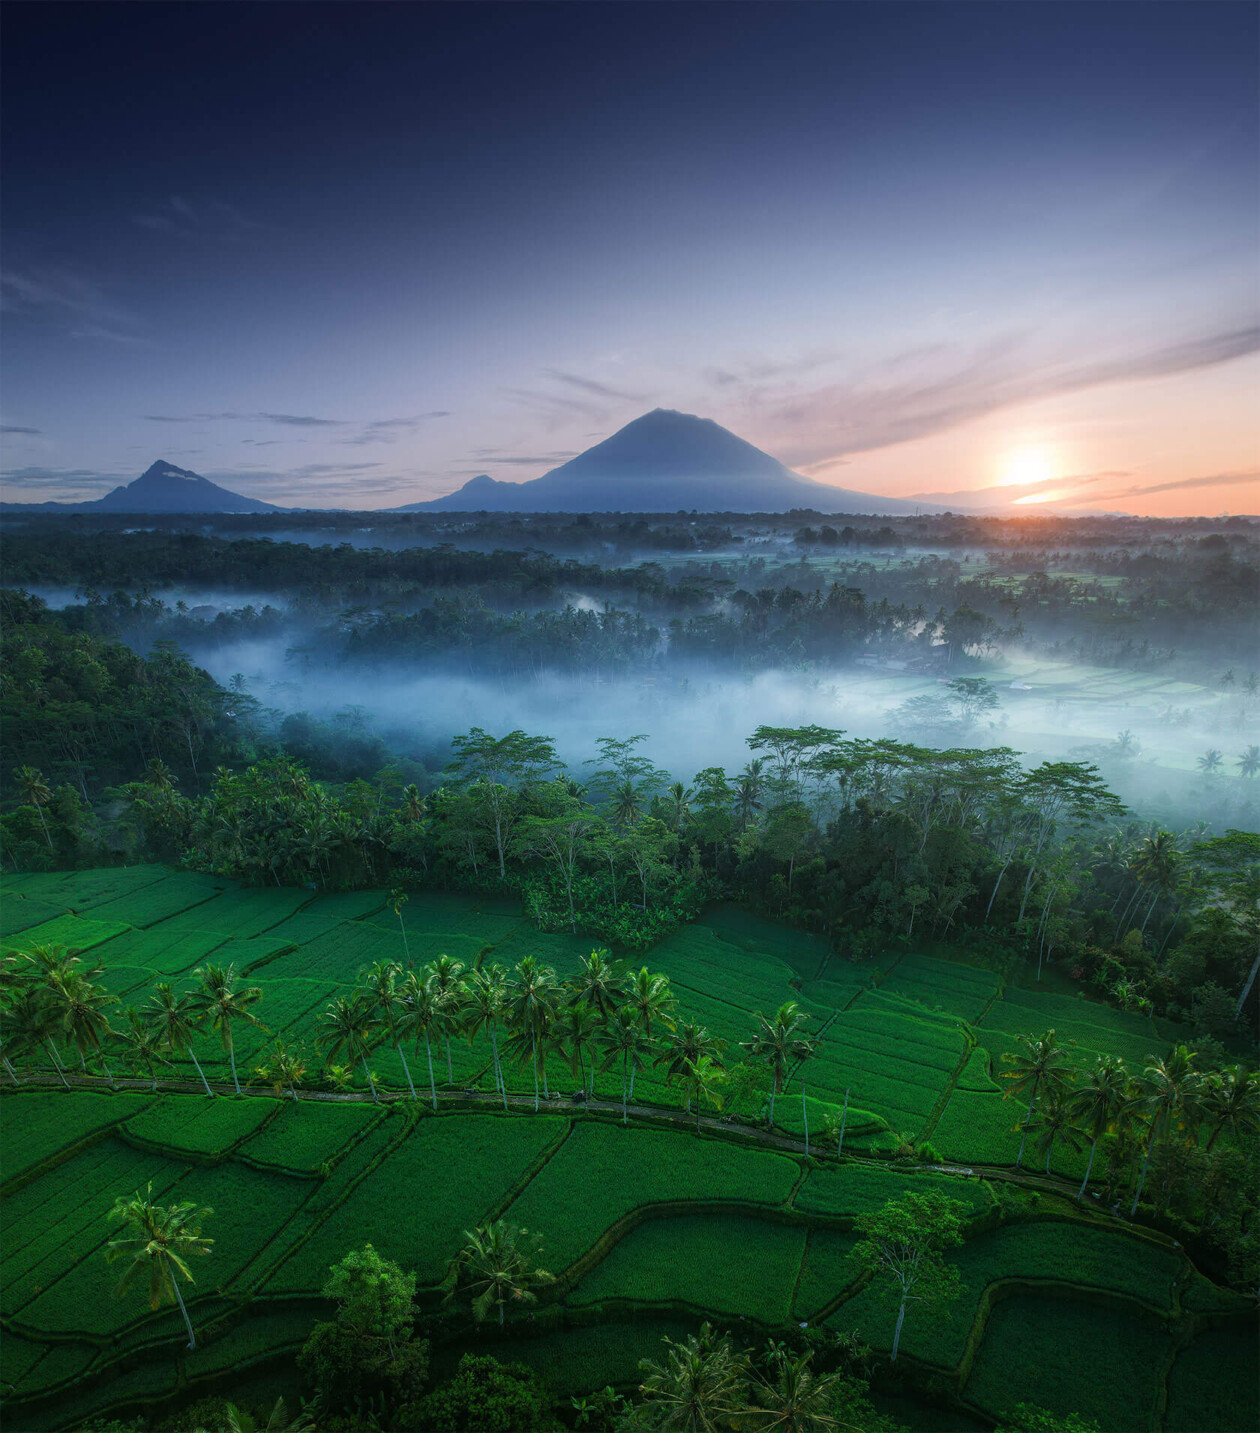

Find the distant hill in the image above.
[
  {"left": 394, "top": 409, "right": 934, "bottom": 514},
  {"left": 1, "top": 460, "right": 280, "bottom": 514}
]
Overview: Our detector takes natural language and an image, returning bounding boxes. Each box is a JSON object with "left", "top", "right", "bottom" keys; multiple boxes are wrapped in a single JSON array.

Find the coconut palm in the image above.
[
  {"left": 740, "top": 1002, "right": 815, "bottom": 1126},
  {"left": 428, "top": 954, "right": 466, "bottom": 1081},
  {"left": 447, "top": 1220, "right": 554, "bottom": 1326},
  {"left": 49, "top": 968, "right": 117, "bottom": 1085},
  {"left": 746, "top": 1348, "right": 846, "bottom": 1433},
  {"left": 223, "top": 1396, "right": 315, "bottom": 1433},
  {"left": 15, "top": 765, "right": 55, "bottom": 852},
  {"left": 105, "top": 1183, "right": 213, "bottom": 1349},
  {"left": 317, "top": 994, "right": 379, "bottom": 1102},
  {"left": 360, "top": 959, "right": 416, "bottom": 1100},
  {"left": 735, "top": 759, "right": 766, "bottom": 829},
  {"left": 146, "top": 982, "right": 215, "bottom": 1097},
  {"left": 116, "top": 1007, "right": 171, "bottom": 1092},
  {"left": 822, "top": 1089, "right": 852, "bottom": 1159},
  {"left": 1028, "top": 1085, "right": 1083, "bottom": 1174},
  {"left": 1197, "top": 749, "right": 1224, "bottom": 775},
  {"left": 398, "top": 968, "right": 445, "bottom": 1110},
  {"left": 1236, "top": 746, "right": 1260, "bottom": 779},
  {"left": 191, "top": 963, "right": 264, "bottom": 1095},
  {"left": 506, "top": 956, "right": 559, "bottom": 1112},
  {"left": 635, "top": 1322, "right": 750, "bottom": 1433},
  {"left": 388, "top": 887, "right": 410, "bottom": 961},
  {"left": 568, "top": 948, "right": 625, "bottom": 1022},
  {"left": 1068, "top": 1054, "right": 1129, "bottom": 1200},
  {"left": 1126, "top": 1045, "right": 1198, "bottom": 1215},
  {"left": 625, "top": 967, "right": 675, "bottom": 1097},
  {"left": 598, "top": 1005, "right": 655, "bottom": 1125},
  {"left": 680, "top": 1055, "right": 726, "bottom": 1133},
  {"left": 557, "top": 999, "right": 602, "bottom": 1096},
  {"left": 1, "top": 982, "right": 69, "bottom": 1086},
  {"left": 665, "top": 781, "right": 693, "bottom": 832},
  {"left": 1001, "top": 1030, "right": 1075, "bottom": 1168},
  {"left": 1199, "top": 1065, "right": 1260, "bottom": 1151},
  {"left": 254, "top": 1037, "right": 307, "bottom": 1102},
  {"left": 462, "top": 964, "right": 509, "bottom": 1107},
  {"left": 655, "top": 1022, "right": 727, "bottom": 1111},
  {"left": 611, "top": 777, "right": 646, "bottom": 828}
]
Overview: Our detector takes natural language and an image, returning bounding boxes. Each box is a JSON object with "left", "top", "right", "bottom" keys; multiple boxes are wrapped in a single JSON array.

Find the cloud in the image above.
[
  {"left": 337, "top": 414, "right": 452, "bottom": 446},
  {"left": 757, "top": 325, "right": 1260, "bottom": 469},
  {"left": 1095, "top": 469, "right": 1260, "bottom": 502},
  {"left": 143, "top": 411, "right": 348, "bottom": 426},
  {"left": 544, "top": 370, "right": 646, "bottom": 402},
  {"left": 0, "top": 425, "right": 41, "bottom": 435},
  {"left": 1, "top": 266, "right": 146, "bottom": 342},
  {"left": 131, "top": 197, "right": 265, "bottom": 241},
  {"left": 68, "top": 324, "right": 156, "bottom": 346}
]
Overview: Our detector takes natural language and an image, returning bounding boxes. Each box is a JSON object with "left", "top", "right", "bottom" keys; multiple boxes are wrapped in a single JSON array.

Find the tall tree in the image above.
[
  {"left": 146, "top": 982, "right": 215, "bottom": 1097},
  {"left": 1126, "top": 1045, "right": 1198, "bottom": 1215},
  {"left": 360, "top": 959, "right": 416, "bottom": 1100},
  {"left": 49, "top": 968, "right": 118, "bottom": 1085},
  {"left": 1199, "top": 1065, "right": 1260, "bottom": 1151},
  {"left": 105, "top": 1183, "right": 213, "bottom": 1349},
  {"left": 1002, "top": 1030, "right": 1075, "bottom": 1168},
  {"left": 191, "top": 963, "right": 264, "bottom": 1095},
  {"left": 447, "top": 1221, "right": 554, "bottom": 1326},
  {"left": 1068, "top": 1055, "right": 1128, "bottom": 1200},
  {"left": 505, "top": 956, "right": 559, "bottom": 1112},
  {"left": 598, "top": 1005, "right": 654, "bottom": 1125},
  {"left": 741, "top": 1002, "right": 815, "bottom": 1126},
  {"left": 428, "top": 954, "right": 466, "bottom": 1082},
  {"left": 446, "top": 728, "right": 558, "bottom": 881},
  {"left": 318, "top": 994, "right": 379, "bottom": 1102},
  {"left": 635, "top": 1322, "right": 750, "bottom": 1433}
]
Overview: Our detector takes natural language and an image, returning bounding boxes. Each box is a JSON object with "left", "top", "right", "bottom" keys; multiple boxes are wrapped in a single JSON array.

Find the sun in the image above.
[{"left": 999, "top": 448, "right": 1055, "bottom": 487}]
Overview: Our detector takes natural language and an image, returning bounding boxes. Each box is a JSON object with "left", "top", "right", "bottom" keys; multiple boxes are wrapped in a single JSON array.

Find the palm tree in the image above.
[
  {"left": 1, "top": 982, "right": 69, "bottom": 1086},
  {"left": 399, "top": 784, "right": 427, "bottom": 823},
  {"left": 1028, "top": 1085, "right": 1083, "bottom": 1174},
  {"left": 611, "top": 777, "right": 646, "bottom": 828},
  {"left": 636, "top": 1322, "right": 750, "bottom": 1433},
  {"left": 1001, "top": 1030, "right": 1075, "bottom": 1168},
  {"left": 822, "top": 1089, "right": 852, "bottom": 1159},
  {"left": 740, "top": 1002, "right": 815, "bottom": 1126},
  {"left": 1068, "top": 1054, "right": 1128, "bottom": 1200},
  {"left": 1129, "top": 830, "right": 1181, "bottom": 936},
  {"left": 105, "top": 1183, "right": 213, "bottom": 1349},
  {"left": 146, "top": 983, "right": 215, "bottom": 1097},
  {"left": 598, "top": 1006, "right": 655, "bottom": 1125},
  {"left": 655, "top": 1022, "right": 727, "bottom": 1111},
  {"left": 1199, "top": 1065, "right": 1260, "bottom": 1151},
  {"left": 625, "top": 967, "right": 675, "bottom": 1097},
  {"left": 462, "top": 964, "right": 508, "bottom": 1107},
  {"left": 317, "top": 994, "right": 378, "bottom": 1102},
  {"left": 15, "top": 765, "right": 55, "bottom": 852},
  {"left": 558, "top": 1000, "right": 602, "bottom": 1096},
  {"left": 568, "top": 948, "right": 625, "bottom": 1023},
  {"left": 117, "top": 1007, "right": 171, "bottom": 1092},
  {"left": 254, "top": 1038, "right": 307, "bottom": 1102},
  {"left": 1236, "top": 746, "right": 1260, "bottom": 779},
  {"left": 680, "top": 1055, "right": 725, "bottom": 1133},
  {"left": 388, "top": 887, "right": 410, "bottom": 961},
  {"left": 405, "top": 969, "right": 449, "bottom": 1110},
  {"left": 1126, "top": 1045, "right": 1198, "bottom": 1215},
  {"left": 223, "top": 1396, "right": 315, "bottom": 1433},
  {"left": 665, "top": 781, "right": 693, "bottom": 832},
  {"left": 506, "top": 956, "right": 559, "bottom": 1112},
  {"left": 735, "top": 759, "right": 766, "bottom": 830},
  {"left": 447, "top": 1220, "right": 554, "bottom": 1326},
  {"left": 49, "top": 968, "right": 118, "bottom": 1086},
  {"left": 746, "top": 1348, "right": 845, "bottom": 1433},
  {"left": 360, "top": 960, "right": 416, "bottom": 1100},
  {"left": 1197, "top": 749, "right": 1224, "bottom": 776},
  {"left": 192, "top": 963, "right": 264, "bottom": 1095},
  {"left": 428, "top": 954, "right": 466, "bottom": 1082}
]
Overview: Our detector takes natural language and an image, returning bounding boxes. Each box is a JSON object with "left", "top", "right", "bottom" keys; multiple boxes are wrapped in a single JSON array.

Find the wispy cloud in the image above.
[
  {"left": 144, "top": 411, "right": 349, "bottom": 427},
  {"left": 131, "top": 196, "right": 265, "bottom": 241},
  {"left": 756, "top": 325, "right": 1260, "bottom": 469},
  {"left": 1095, "top": 469, "right": 1260, "bottom": 502},
  {"left": 338, "top": 412, "right": 452, "bottom": 446},
  {"left": 0, "top": 425, "right": 41, "bottom": 436},
  {"left": 1, "top": 266, "right": 149, "bottom": 346},
  {"left": 544, "top": 371, "right": 646, "bottom": 402}
]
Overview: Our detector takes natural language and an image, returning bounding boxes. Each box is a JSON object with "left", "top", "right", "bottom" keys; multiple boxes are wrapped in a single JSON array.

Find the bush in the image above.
[{"left": 415, "top": 1354, "right": 561, "bottom": 1433}]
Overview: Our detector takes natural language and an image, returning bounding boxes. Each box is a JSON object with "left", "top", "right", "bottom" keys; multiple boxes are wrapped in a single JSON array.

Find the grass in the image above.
[
  {"left": 795, "top": 1162, "right": 993, "bottom": 1221},
  {"left": 124, "top": 1095, "right": 275, "bottom": 1157},
  {"left": 0, "top": 1091, "right": 154, "bottom": 1188},
  {"left": 792, "top": 1227, "right": 860, "bottom": 1319},
  {"left": 238, "top": 1100, "right": 380, "bottom": 1172},
  {"left": 1164, "top": 1322, "right": 1260, "bottom": 1433},
  {"left": 568, "top": 1213, "right": 806, "bottom": 1324}
]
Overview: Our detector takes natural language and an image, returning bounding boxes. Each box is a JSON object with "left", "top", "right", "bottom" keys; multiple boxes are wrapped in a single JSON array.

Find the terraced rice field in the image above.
[{"left": 0, "top": 868, "right": 1251, "bottom": 1428}]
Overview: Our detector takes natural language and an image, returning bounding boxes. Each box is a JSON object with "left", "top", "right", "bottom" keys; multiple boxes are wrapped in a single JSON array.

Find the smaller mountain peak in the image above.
[{"left": 141, "top": 459, "right": 199, "bottom": 481}]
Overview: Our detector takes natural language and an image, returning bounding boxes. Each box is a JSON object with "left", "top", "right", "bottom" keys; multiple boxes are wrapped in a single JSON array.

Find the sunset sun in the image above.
[{"left": 999, "top": 448, "right": 1055, "bottom": 487}]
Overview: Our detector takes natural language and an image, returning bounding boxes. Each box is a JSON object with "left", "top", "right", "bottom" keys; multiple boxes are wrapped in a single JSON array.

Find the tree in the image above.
[
  {"left": 1126, "top": 1045, "right": 1198, "bottom": 1215},
  {"left": 416, "top": 1353, "right": 559, "bottom": 1433},
  {"left": 558, "top": 1000, "right": 602, "bottom": 1097},
  {"left": 317, "top": 994, "right": 378, "bottom": 1102},
  {"left": 1028, "top": 1086, "right": 1083, "bottom": 1175},
  {"left": 568, "top": 948, "right": 625, "bottom": 1023},
  {"left": 680, "top": 1055, "right": 726, "bottom": 1133},
  {"left": 1237, "top": 746, "right": 1260, "bottom": 779},
  {"left": 745, "top": 1348, "right": 847, "bottom": 1433},
  {"left": 505, "top": 956, "right": 559, "bottom": 1112},
  {"left": 1002, "top": 1030, "right": 1075, "bottom": 1168},
  {"left": 389, "top": 887, "right": 411, "bottom": 961},
  {"left": 1199, "top": 1066, "right": 1260, "bottom": 1151},
  {"left": 741, "top": 1002, "right": 815, "bottom": 1126},
  {"left": 192, "top": 963, "right": 264, "bottom": 1095},
  {"left": 298, "top": 1243, "right": 429, "bottom": 1419},
  {"left": 851, "top": 1192, "right": 967, "bottom": 1361},
  {"left": 598, "top": 1005, "right": 654, "bottom": 1124},
  {"left": 655, "top": 1022, "right": 727, "bottom": 1110},
  {"left": 146, "top": 982, "right": 215, "bottom": 1097},
  {"left": 625, "top": 966, "right": 675, "bottom": 1096},
  {"left": 447, "top": 728, "right": 559, "bottom": 881},
  {"left": 1197, "top": 749, "right": 1224, "bottom": 776},
  {"left": 429, "top": 953, "right": 467, "bottom": 1081},
  {"left": 398, "top": 968, "right": 446, "bottom": 1110},
  {"left": 634, "top": 1321, "right": 750, "bottom": 1433},
  {"left": 1068, "top": 1055, "right": 1128, "bottom": 1200},
  {"left": 447, "top": 1221, "right": 554, "bottom": 1326},
  {"left": 14, "top": 765, "right": 55, "bottom": 852},
  {"left": 116, "top": 1006, "right": 171, "bottom": 1091},
  {"left": 515, "top": 812, "right": 599, "bottom": 930},
  {"left": 221, "top": 1397, "right": 315, "bottom": 1433},
  {"left": 105, "top": 1183, "right": 213, "bottom": 1349},
  {"left": 254, "top": 1037, "right": 307, "bottom": 1101},
  {"left": 946, "top": 677, "right": 1000, "bottom": 729},
  {"left": 49, "top": 967, "right": 118, "bottom": 1085},
  {"left": 361, "top": 959, "right": 416, "bottom": 1100},
  {"left": 464, "top": 964, "right": 509, "bottom": 1107}
]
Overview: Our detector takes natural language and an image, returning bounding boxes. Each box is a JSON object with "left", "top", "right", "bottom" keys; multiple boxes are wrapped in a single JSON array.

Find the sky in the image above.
[{"left": 1, "top": 1, "right": 1257, "bottom": 515}]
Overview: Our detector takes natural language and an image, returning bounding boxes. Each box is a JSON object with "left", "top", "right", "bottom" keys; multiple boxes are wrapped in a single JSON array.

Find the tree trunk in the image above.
[
  {"left": 1130, "top": 1128, "right": 1157, "bottom": 1216},
  {"left": 531, "top": 1031, "right": 539, "bottom": 1112},
  {"left": 491, "top": 1027, "right": 507, "bottom": 1110},
  {"left": 398, "top": 914, "right": 410, "bottom": 963},
  {"left": 985, "top": 856, "right": 1012, "bottom": 923},
  {"left": 99, "top": 1051, "right": 116, "bottom": 1089},
  {"left": 424, "top": 1035, "right": 437, "bottom": 1110},
  {"left": 4, "top": 1055, "right": 20, "bottom": 1084},
  {"left": 172, "top": 1272, "right": 197, "bottom": 1349},
  {"left": 802, "top": 1084, "right": 809, "bottom": 1157},
  {"left": 837, "top": 1087, "right": 849, "bottom": 1156},
  {"left": 444, "top": 1033, "right": 453, "bottom": 1084},
  {"left": 622, "top": 1049, "right": 629, "bottom": 1125},
  {"left": 35, "top": 802, "right": 54, "bottom": 853},
  {"left": 768, "top": 1079, "right": 777, "bottom": 1127},
  {"left": 228, "top": 1039, "right": 241, "bottom": 1095},
  {"left": 361, "top": 1055, "right": 378, "bottom": 1103},
  {"left": 396, "top": 1041, "right": 417, "bottom": 1100},
  {"left": 1078, "top": 1135, "right": 1098, "bottom": 1200},
  {"left": 46, "top": 1039, "right": 70, "bottom": 1089},
  {"left": 1015, "top": 1082, "right": 1038, "bottom": 1168},
  {"left": 189, "top": 1047, "right": 214, "bottom": 1097},
  {"left": 891, "top": 1295, "right": 907, "bottom": 1362},
  {"left": 1235, "top": 951, "right": 1260, "bottom": 1017}
]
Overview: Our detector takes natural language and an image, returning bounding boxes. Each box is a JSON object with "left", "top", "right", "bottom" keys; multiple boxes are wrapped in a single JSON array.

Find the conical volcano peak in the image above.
[{"left": 141, "top": 459, "right": 201, "bottom": 481}]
